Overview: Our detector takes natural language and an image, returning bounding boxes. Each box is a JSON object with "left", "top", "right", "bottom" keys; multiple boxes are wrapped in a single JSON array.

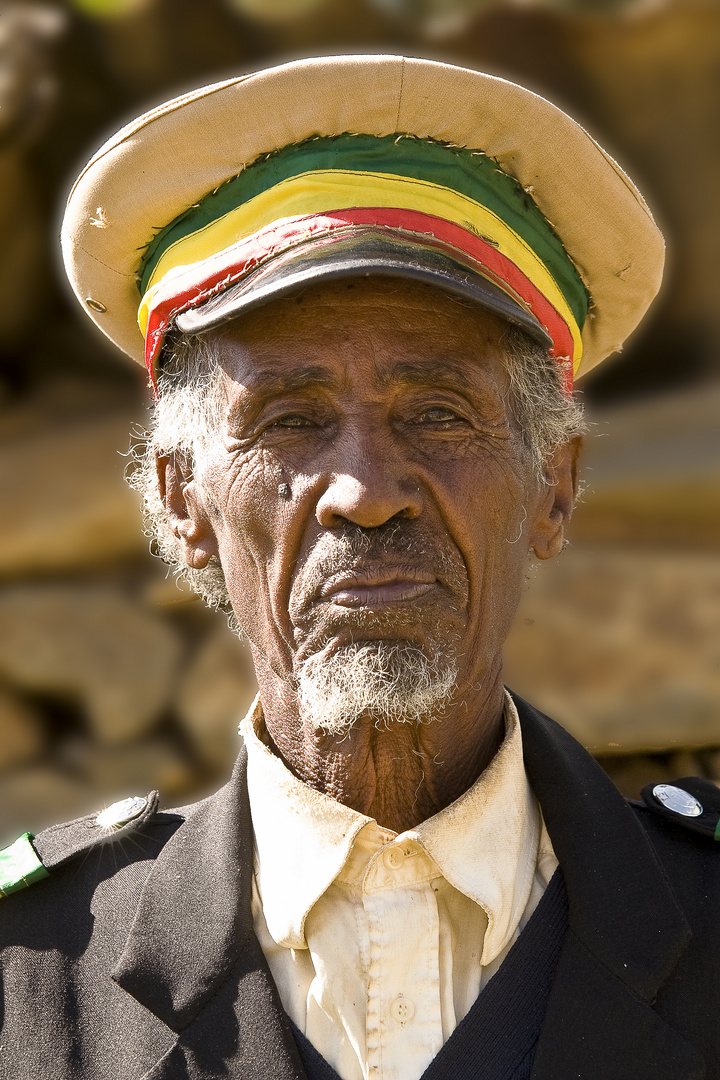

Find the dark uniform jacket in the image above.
[{"left": 1, "top": 694, "right": 719, "bottom": 1080}]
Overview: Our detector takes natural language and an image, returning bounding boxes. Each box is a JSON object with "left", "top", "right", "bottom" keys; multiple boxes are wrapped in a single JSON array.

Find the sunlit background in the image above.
[{"left": 1, "top": 0, "right": 718, "bottom": 844}]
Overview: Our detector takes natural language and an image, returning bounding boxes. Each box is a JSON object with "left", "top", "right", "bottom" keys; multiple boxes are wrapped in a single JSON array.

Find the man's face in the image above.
[{"left": 175, "top": 277, "right": 573, "bottom": 731}]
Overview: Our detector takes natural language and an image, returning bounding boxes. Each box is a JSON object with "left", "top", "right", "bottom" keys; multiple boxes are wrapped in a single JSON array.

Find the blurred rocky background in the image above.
[{"left": 0, "top": 0, "right": 719, "bottom": 844}]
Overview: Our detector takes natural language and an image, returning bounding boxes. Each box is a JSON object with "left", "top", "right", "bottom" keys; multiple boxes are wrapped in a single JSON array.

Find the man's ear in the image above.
[
  {"left": 528, "top": 436, "right": 582, "bottom": 561},
  {"left": 156, "top": 452, "right": 218, "bottom": 570}
]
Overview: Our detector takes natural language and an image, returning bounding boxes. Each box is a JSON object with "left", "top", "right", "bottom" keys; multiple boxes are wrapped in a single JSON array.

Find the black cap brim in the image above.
[{"left": 174, "top": 228, "right": 552, "bottom": 350}]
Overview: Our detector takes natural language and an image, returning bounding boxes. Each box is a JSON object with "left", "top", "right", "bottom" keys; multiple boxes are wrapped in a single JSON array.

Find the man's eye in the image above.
[
  {"left": 418, "top": 407, "right": 463, "bottom": 423},
  {"left": 270, "top": 414, "right": 312, "bottom": 428}
]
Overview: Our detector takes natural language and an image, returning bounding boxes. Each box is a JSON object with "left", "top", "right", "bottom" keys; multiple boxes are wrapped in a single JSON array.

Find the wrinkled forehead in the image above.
[{"left": 206, "top": 275, "right": 518, "bottom": 394}]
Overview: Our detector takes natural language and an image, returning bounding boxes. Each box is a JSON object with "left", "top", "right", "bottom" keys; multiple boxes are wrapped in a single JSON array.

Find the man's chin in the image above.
[
  {"left": 295, "top": 639, "right": 458, "bottom": 737},
  {"left": 291, "top": 600, "right": 465, "bottom": 669}
]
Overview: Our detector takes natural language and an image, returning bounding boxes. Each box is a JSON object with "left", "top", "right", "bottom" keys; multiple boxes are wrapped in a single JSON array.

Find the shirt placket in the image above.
[{"left": 363, "top": 843, "right": 444, "bottom": 1080}]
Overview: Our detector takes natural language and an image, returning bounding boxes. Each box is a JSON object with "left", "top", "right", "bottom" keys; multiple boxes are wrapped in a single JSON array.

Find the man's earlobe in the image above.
[
  {"left": 156, "top": 452, "right": 218, "bottom": 570},
  {"left": 529, "top": 436, "right": 581, "bottom": 561}
]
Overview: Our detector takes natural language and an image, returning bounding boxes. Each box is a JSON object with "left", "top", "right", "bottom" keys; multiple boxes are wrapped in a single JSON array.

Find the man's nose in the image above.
[{"left": 315, "top": 450, "right": 423, "bottom": 529}]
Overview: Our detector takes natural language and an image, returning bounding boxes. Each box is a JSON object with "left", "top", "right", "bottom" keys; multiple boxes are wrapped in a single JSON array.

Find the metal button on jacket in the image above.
[
  {"left": 652, "top": 784, "right": 703, "bottom": 818},
  {"left": 95, "top": 796, "right": 148, "bottom": 829}
]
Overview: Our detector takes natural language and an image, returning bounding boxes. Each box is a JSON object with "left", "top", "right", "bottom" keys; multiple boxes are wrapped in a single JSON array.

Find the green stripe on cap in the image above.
[
  {"left": 0, "top": 833, "right": 49, "bottom": 897},
  {"left": 138, "top": 134, "right": 589, "bottom": 331}
]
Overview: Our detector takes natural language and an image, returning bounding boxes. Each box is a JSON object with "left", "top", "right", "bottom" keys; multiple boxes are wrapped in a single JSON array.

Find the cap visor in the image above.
[{"left": 174, "top": 230, "right": 552, "bottom": 350}]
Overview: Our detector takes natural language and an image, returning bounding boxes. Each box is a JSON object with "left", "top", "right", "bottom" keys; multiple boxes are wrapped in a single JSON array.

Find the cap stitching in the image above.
[{"left": 395, "top": 56, "right": 406, "bottom": 132}]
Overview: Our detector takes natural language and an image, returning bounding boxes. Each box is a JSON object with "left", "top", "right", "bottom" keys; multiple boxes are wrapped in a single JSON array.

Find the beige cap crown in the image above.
[{"left": 61, "top": 53, "right": 664, "bottom": 379}]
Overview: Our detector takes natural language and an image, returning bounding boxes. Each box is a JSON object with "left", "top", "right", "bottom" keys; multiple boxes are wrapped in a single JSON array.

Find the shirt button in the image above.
[
  {"left": 383, "top": 846, "right": 405, "bottom": 870},
  {"left": 390, "top": 996, "right": 415, "bottom": 1024}
]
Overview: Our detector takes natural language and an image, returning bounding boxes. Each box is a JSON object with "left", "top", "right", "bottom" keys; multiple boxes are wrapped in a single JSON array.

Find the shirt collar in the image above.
[{"left": 241, "top": 691, "right": 541, "bottom": 963}]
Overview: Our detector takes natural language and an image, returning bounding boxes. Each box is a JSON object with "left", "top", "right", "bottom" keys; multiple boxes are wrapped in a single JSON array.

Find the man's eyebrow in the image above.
[
  {"left": 232, "top": 365, "right": 336, "bottom": 398},
  {"left": 379, "top": 360, "right": 475, "bottom": 390}
]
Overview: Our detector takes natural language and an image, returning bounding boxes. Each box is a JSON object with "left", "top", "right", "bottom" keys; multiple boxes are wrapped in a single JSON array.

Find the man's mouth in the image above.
[{"left": 318, "top": 568, "right": 438, "bottom": 609}]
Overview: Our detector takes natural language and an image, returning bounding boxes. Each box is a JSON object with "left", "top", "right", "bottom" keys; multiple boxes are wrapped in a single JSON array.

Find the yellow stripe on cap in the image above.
[{"left": 140, "top": 169, "right": 583, "bottom": 361}]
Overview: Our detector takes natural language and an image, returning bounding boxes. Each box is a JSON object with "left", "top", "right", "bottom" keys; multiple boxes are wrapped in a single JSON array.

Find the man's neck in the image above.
[{"left": 250, "top": 651, "right": 507, "bottom": 834}]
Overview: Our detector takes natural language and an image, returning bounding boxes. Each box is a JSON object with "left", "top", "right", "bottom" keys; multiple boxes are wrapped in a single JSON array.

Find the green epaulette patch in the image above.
[{"left": 0, "top": 833, "right": 49, "bottom": 897}]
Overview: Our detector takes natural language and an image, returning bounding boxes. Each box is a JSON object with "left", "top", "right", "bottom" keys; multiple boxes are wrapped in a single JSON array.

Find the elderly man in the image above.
[{"left": 1, "top": 55, "right": 719, "bottom": 1080}]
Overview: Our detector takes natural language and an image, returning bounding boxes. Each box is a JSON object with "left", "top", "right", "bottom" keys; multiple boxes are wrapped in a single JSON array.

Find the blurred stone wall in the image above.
[{"left": 1, "top": 0, "right": 719, "bottom": 843}]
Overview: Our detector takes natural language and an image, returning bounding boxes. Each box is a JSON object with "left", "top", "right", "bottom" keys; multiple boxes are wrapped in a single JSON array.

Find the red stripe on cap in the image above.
[{"left": 143, "top": 209, "right": 575, "bottom": 395}]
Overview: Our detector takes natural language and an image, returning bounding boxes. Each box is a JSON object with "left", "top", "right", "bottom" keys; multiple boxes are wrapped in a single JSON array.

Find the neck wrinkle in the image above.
[{"left": 254, "top": 655, "right": 507, "bottom": 834}]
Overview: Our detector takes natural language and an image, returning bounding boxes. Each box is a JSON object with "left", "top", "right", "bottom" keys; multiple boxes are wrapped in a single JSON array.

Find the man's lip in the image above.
[{"left": 319, "top": 569, "right": 438, "bottom": 608}]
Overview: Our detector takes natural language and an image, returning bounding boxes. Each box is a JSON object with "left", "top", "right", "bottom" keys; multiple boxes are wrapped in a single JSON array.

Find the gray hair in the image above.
[{"left": 129, "top": 325, "right": 584, "bottom": 609}]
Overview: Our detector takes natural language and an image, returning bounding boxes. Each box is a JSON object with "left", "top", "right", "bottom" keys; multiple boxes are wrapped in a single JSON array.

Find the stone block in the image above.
[
  {"left": 572, "top": 384, "right": 720, "bottom": 550},
  {"left": 504, "top": 547, "right": 720, "bottom": 753},
  {"left": 176, "top": 627, "right": 257, "bottom": 770},
  {"left": 0, "top": 683, "right": 44, "bottom": 772},
  {"left": 0, "top": 410, "right": 148, "bottom": 577},
  {"left": 59, "top": 737, "right": 198, "bottom": 803},
  {"left": 0, "top": 584, "right": 182, "bottom": 744},
  {"left": 0, "top": 766, "right": 97, "bottom": 848}
]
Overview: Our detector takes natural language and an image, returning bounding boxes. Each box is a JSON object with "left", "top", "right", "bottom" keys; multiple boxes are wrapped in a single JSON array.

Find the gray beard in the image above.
[{"left": 296, "top": 640, "right": 458, "bottom": 737}]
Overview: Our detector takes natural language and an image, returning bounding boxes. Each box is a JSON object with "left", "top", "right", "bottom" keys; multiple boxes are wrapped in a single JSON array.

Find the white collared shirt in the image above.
[{"left": 241, "top": 692, "right": 558, "bottom": 1080}]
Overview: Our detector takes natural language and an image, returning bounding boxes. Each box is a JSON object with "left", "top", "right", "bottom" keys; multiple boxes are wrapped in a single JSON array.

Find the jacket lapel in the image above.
[
  {"left": 531, "top": 932, "right": 704, "bottom": 1080},
  {"left": 515, "top": 693, "right": 704, "bottom": 1080},
  {"left": 111, "top": 747, "right": 306, "bottom": 1080}
]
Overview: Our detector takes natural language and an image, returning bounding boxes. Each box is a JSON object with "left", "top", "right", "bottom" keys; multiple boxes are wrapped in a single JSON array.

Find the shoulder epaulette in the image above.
[
  {"left": 641, "top": 777, "right": 720, "bottom": 840},
  {"left": 0, "top": 792, "right": 163, "bottom": 898},
  {"left": 0, "top": 833, "right": 49, "bottom": 897}
]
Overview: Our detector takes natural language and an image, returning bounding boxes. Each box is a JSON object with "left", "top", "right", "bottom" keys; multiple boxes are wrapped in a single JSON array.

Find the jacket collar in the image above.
[
  {"left": 112, "top": 749, "right": 255, "bottom": 1033},
  {"left": 113, "top": 748, "right": 308, "bottom": 1080},
  {"left": 514, "top": 691, "right": 691, "bottom": 1004},
  {"left": 514, "top": 694, "right": 702, "bottom": 1080}
]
